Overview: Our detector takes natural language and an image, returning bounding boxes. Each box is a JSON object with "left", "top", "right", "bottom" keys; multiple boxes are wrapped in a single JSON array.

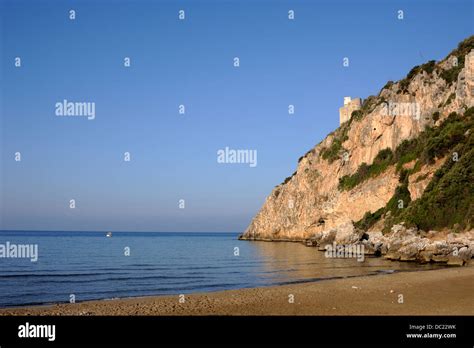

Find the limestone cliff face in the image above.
[{"left": 242, "top": 42, "right": 474, "bottom": 241}]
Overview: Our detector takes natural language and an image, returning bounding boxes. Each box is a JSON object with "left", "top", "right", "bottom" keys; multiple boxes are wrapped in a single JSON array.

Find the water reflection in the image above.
[{"left": 245, "top": 240, "right": 445, "bottom": 285}]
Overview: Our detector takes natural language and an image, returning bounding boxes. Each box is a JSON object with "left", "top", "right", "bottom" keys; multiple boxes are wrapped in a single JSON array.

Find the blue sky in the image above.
[{"left": 0, "top": 0, "right": 472, "bottom": 232}]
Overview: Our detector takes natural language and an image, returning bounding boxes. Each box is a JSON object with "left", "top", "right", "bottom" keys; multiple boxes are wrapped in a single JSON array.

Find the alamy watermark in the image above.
[
  {"left": 325, "top": 242, "right": 365, "bottom": 262},
  {"left": 217, "top": 147, "right": 257, "bottom": 167},
  {"left": 18, "top": 322, "right": 55, "bottom": 341},
  {"left": 0, "top": 241, "right": 38, "bottom": 262},
  {"left": 381, "top": 101, "right": 420, "bottom": 120},
  {"left": 55, "top": 99, "right": 95, "bottom": 120}
]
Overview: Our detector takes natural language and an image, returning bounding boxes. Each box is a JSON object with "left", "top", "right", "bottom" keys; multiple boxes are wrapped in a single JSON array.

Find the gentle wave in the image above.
[{"left": 0, "top": 231, "right": 441, "bottom": 308}]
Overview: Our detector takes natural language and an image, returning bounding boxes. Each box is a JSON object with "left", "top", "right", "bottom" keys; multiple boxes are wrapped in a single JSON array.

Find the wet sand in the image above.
[{"left": 1, "top": 266, "right": 473, "bottom": 316}]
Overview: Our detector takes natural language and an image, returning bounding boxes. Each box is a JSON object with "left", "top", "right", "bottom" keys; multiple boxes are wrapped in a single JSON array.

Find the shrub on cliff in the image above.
[
  {"left": 441, "top": 66, "right": 462, "bottom": 85},
  {"left": 380, "top": 108, "right": 473, "bottom": 232},
  {"left": 385, "top": 183, "right": 412, "bottom": 217},
  {"left": 340, "top": 108, "right": 473, "bottom": 192},
  {"left": 398, "top": 60, "right": 436, "bottom": 94},
  {"left": 450, "top": 35, "right": 474, "bottom": 60},
  {"left": 321, "top": 138, "right": 344, "bottom": 163},
  {"left": 421, "top": 115, "right": 465, "bottom": 164},
  {"left": 338, "top": 148, "right": 393, "bottom": 190},
  {"left": 351, "top": 110, "right": 363, "bottom": 121},
  {"left": 281, "top": 171, "right": 297, "bottom": 185},
  {"left": 439, "top": 35, "right": 474, "bottom": 85},
  {"left": 320, "top": 123, "right": 350, "bottom": 163},
  {"left": 348, "top": 107, "right": 473, "bottom": 232},
  {"left": 355, "top": 182, "right": 412, "bottom": 232},
  {"left": 354, "top": 207, "right": 384, "bottom": 230},
  {"left": 398, "top": 138, "right": 474, "bottom": 231}
]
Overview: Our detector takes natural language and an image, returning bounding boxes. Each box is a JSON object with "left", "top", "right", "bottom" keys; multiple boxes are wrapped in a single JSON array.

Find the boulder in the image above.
[
  {"left": 426, "top": 241, "right": 450, "bottom": 256},
  {"left": 418, "top": 251, "right": 433, "bottom": 264},
  {"left": 432, "top": 255, "right": 449, "bottom": 263},
  {"left": 316, "top": 222, "right": 364, "bottom": 250},
  {"left": 384, "top": 252, "right": 401, "bottom": 261},
  {"left": 386, "top": 239, "right": 402, "bottom": 253},
  {"left": 360, "top": 239, "right": 382, "bottom": 256},
  {"left": 318, "top": 229, "right": 337, "bottom": 251},
  {"left": 458, "top": 246, "right": 472, "bottom": 263},
  {"left": 398, "top": 244, "right": 421, "bottom": 261},
  {"left": 334, "top": 222, "right": 364, "bottom": 244},
  {"left": 447, "top": 256, "right": 465, "bottom": 266}
]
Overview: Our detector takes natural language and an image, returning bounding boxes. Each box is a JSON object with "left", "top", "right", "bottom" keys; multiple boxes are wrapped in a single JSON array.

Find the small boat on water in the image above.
[{"left": 106, "top": 232, "right": 113, "bottom": 238}]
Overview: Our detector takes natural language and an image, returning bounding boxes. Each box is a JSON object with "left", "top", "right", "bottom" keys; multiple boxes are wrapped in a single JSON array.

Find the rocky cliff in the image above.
[{"left": 240, "top": 37, "right": 474, "bottom": 265}]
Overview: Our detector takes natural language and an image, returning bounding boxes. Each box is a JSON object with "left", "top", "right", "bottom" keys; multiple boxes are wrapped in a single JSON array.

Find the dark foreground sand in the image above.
[{"left": 1, "top": 266, "right": 473, "bottom": 316}]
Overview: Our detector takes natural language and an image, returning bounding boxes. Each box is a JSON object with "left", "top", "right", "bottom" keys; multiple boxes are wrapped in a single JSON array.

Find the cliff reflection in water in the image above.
[{"left": 246, "top": 241, "right": 446, "bottom": 285}]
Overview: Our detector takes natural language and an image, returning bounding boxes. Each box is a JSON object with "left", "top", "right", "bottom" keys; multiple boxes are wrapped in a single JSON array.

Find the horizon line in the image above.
[{"left": 0, "top": 229, "right": 240, "bottom": 234}]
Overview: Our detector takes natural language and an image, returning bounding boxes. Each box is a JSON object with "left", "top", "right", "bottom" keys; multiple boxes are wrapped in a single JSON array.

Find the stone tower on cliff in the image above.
[{"left": 339, "top": 97, "right": 362, "bottom": 125}]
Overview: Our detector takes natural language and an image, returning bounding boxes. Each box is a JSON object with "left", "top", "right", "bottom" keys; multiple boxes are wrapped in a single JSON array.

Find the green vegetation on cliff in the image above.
[
  {"left": 440, "top": 35, "right": 474, "bottom": 85},
  {"left": 397, "top": 131, "right": 474, "bottom": 231},
  {"left": 323, "top": 36, "right": 473, "bottom": 169},
  {"left": 354, "top": 107, "right": 474, "bottom": 232},
  {"left": 339, "top": 109, "right": 473, "bottom": 191},
  {"left": 319, "top": 122, "right": 350, "bottom": 163},
  {"left": 398, "top": 60, "right": 436, "bottom": 93},
  {"left": 339, "top": 148, "right": 393, "bottom": 190},
  {"left": 397, "top": 36, "right": 474, "bottom": 92},
  {"left": 355, "top": 174, "right": 412, "bottom": 231}
]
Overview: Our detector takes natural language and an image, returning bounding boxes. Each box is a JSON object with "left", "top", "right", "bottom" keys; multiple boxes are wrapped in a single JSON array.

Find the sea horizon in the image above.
[{"left": 0, "top": 230, "right": 239, "bottom": 234}]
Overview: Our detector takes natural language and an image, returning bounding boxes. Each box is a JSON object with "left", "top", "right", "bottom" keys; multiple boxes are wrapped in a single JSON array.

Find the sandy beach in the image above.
[{"left": 1, "top": 265, "right": 473, "bottom": 316}]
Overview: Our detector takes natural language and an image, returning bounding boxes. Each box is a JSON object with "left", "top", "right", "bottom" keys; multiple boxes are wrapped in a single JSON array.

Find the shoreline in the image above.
[
  {"left": 240, "top": 227, "right": 474, "bottom": 267},
  {"left": 1, "top": 265, "right": 473, "bottom": 316}
]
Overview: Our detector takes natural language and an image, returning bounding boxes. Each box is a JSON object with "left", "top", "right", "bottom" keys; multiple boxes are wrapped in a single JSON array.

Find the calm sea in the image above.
[{"left": 0, "top": 231, "right": 443, "bottom": 307}]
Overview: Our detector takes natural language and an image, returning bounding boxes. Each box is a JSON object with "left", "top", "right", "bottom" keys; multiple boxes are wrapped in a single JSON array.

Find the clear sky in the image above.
[{"left": 0, "top": 0, "right": 472, "bottom": 232}]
